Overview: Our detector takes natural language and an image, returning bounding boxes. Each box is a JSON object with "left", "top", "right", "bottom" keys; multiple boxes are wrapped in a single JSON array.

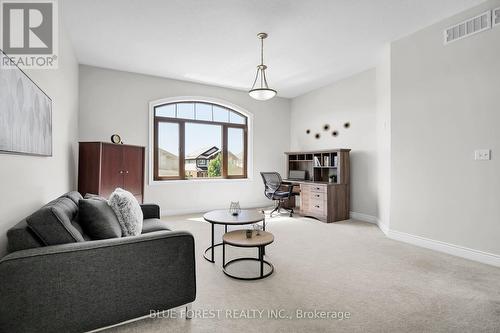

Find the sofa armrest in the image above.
[
  {"left": 0, "top": 231, "right": 196, "bottom": 333},
  {"left": 141, "top": 204, "right": 161, "bottom": 219}
]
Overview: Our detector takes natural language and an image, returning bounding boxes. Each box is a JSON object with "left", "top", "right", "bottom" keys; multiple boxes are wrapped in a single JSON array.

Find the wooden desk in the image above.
[
  {"left": 283, "top": 180, "right": 350, "bottom": 223},
  {"left": 283, "top": 149, "right": 351, "bottom": 223}
]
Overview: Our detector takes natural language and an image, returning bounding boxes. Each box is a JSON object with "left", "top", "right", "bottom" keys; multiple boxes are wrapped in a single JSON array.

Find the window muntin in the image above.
[
  {"left": 229, "top": 111, "right": 245, "bottom": 125},
  {"left": 153, "top": 101, "right": 248, "bottom": 181},
  {"left": 195, "top": 103, "right": 212, "bottom": 121},
  {"left": 212, "top": 105, "right": 229, "bottom": 123},
  {"left": 177, "top": 103, "right": 195, "bottom": 119},
  {"left": 155, "top": 104, "right": 176, "bottom": 118}
]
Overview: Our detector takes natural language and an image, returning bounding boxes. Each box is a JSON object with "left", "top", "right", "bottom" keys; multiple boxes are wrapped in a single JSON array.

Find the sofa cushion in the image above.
[
  {"left": 109, "top": 188, "right": 143, "bottom": 236},
  {"left": 6, "top": 219, "right": 43, "bottom": 253},
  {"left": 141, "top": 218, "right": 171, "bottom": 234},
  {"left": 64, "top": 191, "right": 84, "bottom": 205},
  {"left": 27, "top": 196, "right": 85, "bottom": 245},
  {"left": 84, "top": 193, "right": 107, "bottom": 201},
  {"left": 79, "top": 199, "right": 122, "bottom": 240}
]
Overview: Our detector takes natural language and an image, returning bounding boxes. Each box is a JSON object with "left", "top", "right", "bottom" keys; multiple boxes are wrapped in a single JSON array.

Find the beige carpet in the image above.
[{"left": 103, "top": 212, "right": 500, "bottom": 333}]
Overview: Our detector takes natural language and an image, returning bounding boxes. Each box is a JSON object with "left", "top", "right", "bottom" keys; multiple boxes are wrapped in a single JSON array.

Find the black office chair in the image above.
[{"left": 260, "top": 172, "right": 295, "bottom": 217}]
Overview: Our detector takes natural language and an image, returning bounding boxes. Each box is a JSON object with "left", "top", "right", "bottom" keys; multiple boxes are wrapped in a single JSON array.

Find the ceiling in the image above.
[{"left": 62, "top": 0, "right": 485, "bottom": 98}]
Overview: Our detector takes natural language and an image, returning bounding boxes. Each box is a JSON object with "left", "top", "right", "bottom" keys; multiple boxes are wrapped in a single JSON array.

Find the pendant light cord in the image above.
[
  {"left": 261, "top": 36, "right": 264, "bottom": 66},
  {"left": 261, "top": 36, "right": 266, "bottom": 87}
]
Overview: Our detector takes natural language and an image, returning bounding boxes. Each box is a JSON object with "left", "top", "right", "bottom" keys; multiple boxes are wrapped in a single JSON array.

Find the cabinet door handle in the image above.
[
  {"left": 125, "top": 170, "right": 129, "bottom": 174},
  {"left": 119, "top": 170, "right": 124, "bottom": 174}
]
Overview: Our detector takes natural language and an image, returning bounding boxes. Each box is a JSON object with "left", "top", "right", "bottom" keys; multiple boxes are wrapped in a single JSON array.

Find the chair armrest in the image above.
[
  {"left": 279, "top": 184, "right": 294, "bottom": 196},
  {"left": 0, "top": 231, "right": 196, "bottom": 333},
  {"left": 141, "top": 203, "right": 160, "bottom": 219}
]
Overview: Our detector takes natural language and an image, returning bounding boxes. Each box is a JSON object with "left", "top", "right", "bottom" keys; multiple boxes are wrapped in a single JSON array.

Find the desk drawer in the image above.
[
  {"left": 301, "top": 184, "right": 327, "bottom": 193},
  {"left": 310, "top": 185, "right": 327, "bottom": 193},
  {"left": 309, "top": 191, "right": 325, "bottom": 201},
  {"left": 308, "top": 198, "right": 327, "bottom": 216}
]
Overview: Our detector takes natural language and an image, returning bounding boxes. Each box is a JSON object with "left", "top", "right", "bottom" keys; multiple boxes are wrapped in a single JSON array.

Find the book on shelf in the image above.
[
  {"left": 323, "top": 156, "right": 329, "bottom": 166},
  {"left": 333, "top": 156, "right": 338, "bottom": 167},
  {"left": 313, "top": 156, "right": 321, "bottom": 167}
]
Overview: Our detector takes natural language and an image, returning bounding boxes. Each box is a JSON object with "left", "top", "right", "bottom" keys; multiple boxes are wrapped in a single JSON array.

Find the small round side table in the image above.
[{"left": 222, "top": 230, "right": 274, "bottom": 280}]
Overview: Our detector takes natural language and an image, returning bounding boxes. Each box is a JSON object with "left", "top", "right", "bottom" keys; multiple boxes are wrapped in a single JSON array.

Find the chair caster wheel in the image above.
[{"left": 289, "top": 213, "right": 293, "bottom": 217}]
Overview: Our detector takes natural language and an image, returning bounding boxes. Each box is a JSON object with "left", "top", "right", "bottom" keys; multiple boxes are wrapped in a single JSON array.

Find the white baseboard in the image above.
[
  {"left": 386, "top": 229, "right": 500, "bottom": 267},
  {"left": 349, "top": 211, "right": 378, "bottom": 224},
  {"left": 376, "top": 220, "right": 390, "bottom": 235},
  {"left": 350, "top": 211, "right": 500, "bottom": 267}
]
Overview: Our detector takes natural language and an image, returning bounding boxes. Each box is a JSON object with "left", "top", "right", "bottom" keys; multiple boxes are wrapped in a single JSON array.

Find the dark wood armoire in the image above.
[{"left": 78, "top": 142, "right": 145, "bottom": 203}]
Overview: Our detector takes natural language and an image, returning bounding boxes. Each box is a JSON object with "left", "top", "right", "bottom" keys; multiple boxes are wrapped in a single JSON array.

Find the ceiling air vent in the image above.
[
  {"left": 494, "top": 7, "right": 500, "bottom": 27},
  {"left": 444, "top": 10, "right": 491, "bottom": 44}
]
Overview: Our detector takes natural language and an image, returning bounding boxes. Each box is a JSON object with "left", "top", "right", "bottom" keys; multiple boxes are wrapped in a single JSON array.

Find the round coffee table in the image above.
[
  {"left": 222, "top": 230, "right": 274, "bottom": 280},
  {"left": 203, "top": 210, "right": 265, "bottom": 263}
]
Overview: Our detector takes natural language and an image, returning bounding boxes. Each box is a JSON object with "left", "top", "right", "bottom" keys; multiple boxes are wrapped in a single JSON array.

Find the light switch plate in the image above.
[{"left": 474, "top": 149, "right": 491, "bottom": 160}]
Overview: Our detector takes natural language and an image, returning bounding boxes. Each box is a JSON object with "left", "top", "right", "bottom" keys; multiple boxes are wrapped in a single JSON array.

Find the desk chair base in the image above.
[{"left": 270, "top": 200, "right": 294, "bottom": 217}]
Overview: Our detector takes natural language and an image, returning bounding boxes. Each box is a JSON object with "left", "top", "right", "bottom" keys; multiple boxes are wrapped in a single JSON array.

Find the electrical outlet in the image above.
[{"left": 474, "top": 149, "right": 491, "bottom": 160}]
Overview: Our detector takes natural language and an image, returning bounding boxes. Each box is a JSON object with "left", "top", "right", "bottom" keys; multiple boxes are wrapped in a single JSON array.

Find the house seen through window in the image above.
[{"left": 154, "top": 101, "right": 247, "bottom": 180}]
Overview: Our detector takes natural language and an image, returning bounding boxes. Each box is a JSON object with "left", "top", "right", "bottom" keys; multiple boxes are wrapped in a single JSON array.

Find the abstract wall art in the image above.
[
  {"left": 0, "top": 50, "right": 52, "bottom": 156},
  {"left": 306, "top": 121, "right": 351, "bottom": 139}
]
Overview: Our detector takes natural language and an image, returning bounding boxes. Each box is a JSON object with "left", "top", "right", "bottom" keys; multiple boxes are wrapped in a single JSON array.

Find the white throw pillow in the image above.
[{"left": 108, "top": 188, "right": 143, "bottom": 236}]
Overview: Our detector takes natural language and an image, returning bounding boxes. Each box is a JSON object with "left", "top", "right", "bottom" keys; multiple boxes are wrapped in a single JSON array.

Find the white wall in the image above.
[
  {"left": 78, "top": 65, "right": 290, "bottom": 215},
  {"left": 391, "top": 0, "right": 500, "bottom": 256},
  {"left": 290, "top": 69, "right": 378, "bottom": 217},
  {"left": 0, "top": 30, "right": 79, "bottom": 255}
]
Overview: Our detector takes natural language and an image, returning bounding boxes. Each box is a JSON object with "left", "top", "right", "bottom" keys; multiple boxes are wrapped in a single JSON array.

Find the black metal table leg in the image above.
[
  {"left": 222, "top": 241, "right": 226, "bottom": 267},
  {"left": 259, "top": 246, "right": 264, "bottom": 277},
  {"left": 204, "top": 223, "right": 224, "bottom": 263},
  {"left": 211, "top": 223, "right": 214, "bottom": 261},
  {"left": 261, "top": 212, "right": 266, "bottom": 256}
]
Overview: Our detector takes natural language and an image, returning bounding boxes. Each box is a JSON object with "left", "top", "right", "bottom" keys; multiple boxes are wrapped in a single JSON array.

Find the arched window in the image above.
[{"left": 152, "top": 100, "right": 248, "bottom": 181}]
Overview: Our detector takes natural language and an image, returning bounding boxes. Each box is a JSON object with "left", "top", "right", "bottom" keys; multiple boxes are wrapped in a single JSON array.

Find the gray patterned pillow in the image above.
[{"left": 108, "top": 188, "right": 143, "bottom": 236}]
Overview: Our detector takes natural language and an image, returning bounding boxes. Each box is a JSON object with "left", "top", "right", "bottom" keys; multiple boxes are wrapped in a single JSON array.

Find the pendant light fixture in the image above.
[{"left": 249, "top": 32, "right": 277, "bottom": 101}]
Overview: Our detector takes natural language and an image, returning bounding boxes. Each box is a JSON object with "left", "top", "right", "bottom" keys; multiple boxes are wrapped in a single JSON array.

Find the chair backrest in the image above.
[{"left": 260, "top": 172, "right": 283, "bottom": 193}]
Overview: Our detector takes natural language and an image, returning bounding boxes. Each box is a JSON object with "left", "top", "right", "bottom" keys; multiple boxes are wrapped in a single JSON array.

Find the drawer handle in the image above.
[
  {"left": 314, "top": 205, "right": 320, "bottom": 208},
  {"left": 315, "top": 194, "right": 320, "bottom": 197}
]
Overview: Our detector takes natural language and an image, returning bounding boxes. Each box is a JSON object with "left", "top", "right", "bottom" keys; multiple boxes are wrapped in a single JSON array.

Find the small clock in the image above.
[{"left": 111, "top": 134, "right": 122, "bottom": 144}]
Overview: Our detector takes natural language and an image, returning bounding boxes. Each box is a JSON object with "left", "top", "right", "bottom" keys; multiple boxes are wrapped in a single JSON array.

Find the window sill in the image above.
[{"left": 149, "top": 177, "right": 253, "bottom": 185}]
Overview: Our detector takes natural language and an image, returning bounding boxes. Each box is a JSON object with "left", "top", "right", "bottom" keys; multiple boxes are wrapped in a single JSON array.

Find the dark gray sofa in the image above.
[{"left": 0, "top": 192, "right": 196, "bottom": 333}]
